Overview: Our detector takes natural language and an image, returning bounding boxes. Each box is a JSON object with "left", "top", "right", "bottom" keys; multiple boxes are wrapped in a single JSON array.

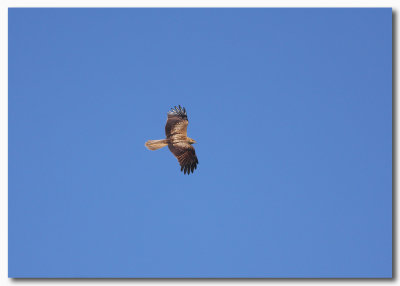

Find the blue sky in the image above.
[{"left": 9, "top": 8, "right": 392, "bottom": 278}]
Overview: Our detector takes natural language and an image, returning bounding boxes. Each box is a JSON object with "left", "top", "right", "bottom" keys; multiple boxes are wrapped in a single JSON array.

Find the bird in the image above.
[{"left": 145, "top": 105, "right": 199, "bottom": 175}]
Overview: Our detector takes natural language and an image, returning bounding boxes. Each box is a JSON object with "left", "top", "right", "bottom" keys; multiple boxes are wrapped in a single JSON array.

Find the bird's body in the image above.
[{"left": 145, "top": 106, "right": 198, "bottom": 174}]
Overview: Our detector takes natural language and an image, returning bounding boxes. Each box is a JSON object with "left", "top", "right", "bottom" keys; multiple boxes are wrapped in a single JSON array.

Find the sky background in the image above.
[{"left": 8, "top": 8, "right": 392, "bottom": 278}]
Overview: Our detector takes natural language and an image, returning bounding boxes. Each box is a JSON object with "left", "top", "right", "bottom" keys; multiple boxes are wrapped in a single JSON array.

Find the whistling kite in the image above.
[{"left": 145, "top": 105, "right": 199, "bottom": 175}]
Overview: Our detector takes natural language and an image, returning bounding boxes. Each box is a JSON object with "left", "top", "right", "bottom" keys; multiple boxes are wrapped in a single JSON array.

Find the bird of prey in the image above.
[{"left": 145, "top": 105, "right": 199, "bottom": 175}]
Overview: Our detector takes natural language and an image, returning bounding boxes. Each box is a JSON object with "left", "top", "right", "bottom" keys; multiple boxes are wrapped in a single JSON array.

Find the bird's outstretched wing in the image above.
[
  {"left": 165, "top": 105, "right": 198, "bottom": 174},
  {"left": 169, "top": 142, "right": 199, "bottom": 175},
  {"left": 165, "top": 105, "right": 188, "bottom": 140}
]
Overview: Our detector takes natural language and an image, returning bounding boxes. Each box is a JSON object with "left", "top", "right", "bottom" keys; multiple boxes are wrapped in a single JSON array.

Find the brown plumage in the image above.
[{"left": 145, "top": 105, "right": 198, "bottom": 175}]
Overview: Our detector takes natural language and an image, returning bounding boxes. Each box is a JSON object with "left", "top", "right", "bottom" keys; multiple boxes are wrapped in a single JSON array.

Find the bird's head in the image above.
[{"left": 188, "top": 138, "right": 197, "bottom": 145}]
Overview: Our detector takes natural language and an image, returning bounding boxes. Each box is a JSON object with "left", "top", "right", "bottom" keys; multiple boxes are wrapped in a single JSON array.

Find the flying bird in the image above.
[{"left": 145, "top": 105, "right": 199, "bottom": 175}]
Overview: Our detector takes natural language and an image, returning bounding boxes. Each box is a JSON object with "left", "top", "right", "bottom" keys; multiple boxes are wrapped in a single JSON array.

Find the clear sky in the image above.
[{"left": 8, "top": 8, "right": 392, "bottom": 278}]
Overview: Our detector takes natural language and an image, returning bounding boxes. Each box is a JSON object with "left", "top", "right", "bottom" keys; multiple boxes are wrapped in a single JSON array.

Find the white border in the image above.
[
  {"left": 1, "top": 0, "right": 398, "bottom": 8},
  {"left": 1, "top": 1, "right": 397, "bottom": 285}
]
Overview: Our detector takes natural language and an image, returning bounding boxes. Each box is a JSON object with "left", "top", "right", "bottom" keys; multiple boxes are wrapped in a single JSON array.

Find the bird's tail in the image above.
[{"left": 145, "top": 139, "right": 169, "bottom": 151}]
